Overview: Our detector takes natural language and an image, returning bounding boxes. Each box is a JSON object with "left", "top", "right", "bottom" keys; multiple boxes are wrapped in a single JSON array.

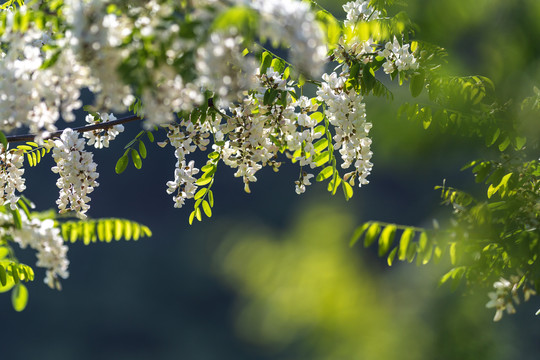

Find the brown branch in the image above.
[{"left": 6, "top": 114, "right": 143, "bottom": 143}]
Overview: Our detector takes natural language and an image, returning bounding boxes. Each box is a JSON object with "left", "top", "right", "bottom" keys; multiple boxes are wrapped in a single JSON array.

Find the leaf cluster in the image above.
[
  {"left": 350, "top": 221, "right": 443, "bottom": 268},
  {"left": 60, "top": 218, "right": 152, "bottom": 244}
]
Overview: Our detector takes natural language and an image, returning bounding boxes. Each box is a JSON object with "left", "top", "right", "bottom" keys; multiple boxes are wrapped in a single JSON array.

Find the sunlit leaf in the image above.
[{"left": 11, "top": 283, "right": 28, "bottom": 312}]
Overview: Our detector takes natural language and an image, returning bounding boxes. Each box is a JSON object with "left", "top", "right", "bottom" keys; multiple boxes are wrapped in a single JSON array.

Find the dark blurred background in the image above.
[{"left": 3, "top": 0, "right": 540, "bottom": 359}]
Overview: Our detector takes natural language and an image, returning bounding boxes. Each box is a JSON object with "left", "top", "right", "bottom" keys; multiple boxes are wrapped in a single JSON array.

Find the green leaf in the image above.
[
  {"left": 260, "top": 51, "right": 272, "bottom": 75},
  {"left": 350, "top": 222, "right": 370, "bottom": 247},
  {"left": 138, "top": 141, "right": 147, "bottom": 159},
  {"left": 132, "top": 223, "right": 141, "bottom": 240},
  {"left": 195, "top": 207, "right": 202, "bottom": 222},
  {"left": 378, "top": 225, "right": 396, "bottom": 257},
  {"left": 194, "top": 188, "right": 207, "bottom": 200},
  {"left": 202, "top": 200, "right": 212, "bottom": 218},
  {"left": 387, "top": 247, "right": 398, "bottom": 266},
  {"left": 196, "top": 177, "right": 213, "bottom": 186},
  {"left": 17, "top": 145, "right": 33, "bottom": 151},
  {"left": 486, "top": 128, "right": 500, "bottom": 147},
  {"left": 310, "top": 112, "right": 324, "bottom": 124},
  {"left": 342, "top": 181, "right": 353, "bottom": 201},
  {"left": 131, "top": 149, "right": 142, "bottom": 169},
  {"left": 316, "top": 166, "right": 333, "bottom": 182},
  {"left": 410, "top": 72, "right": 424, "bottom": 97},
  {"left": 313, "top": 138, "right": 328, "bottom": 153},
  {"left": 298, "top": 74, "right": 306, "bottom": 87},
  {"left": 208, "top": 190, "right": 214, "bottom": 207},
  {"left": 115, "top": 155, "right": 128, "bottom": 174},
  {"left": 487, "top": 172, "right": 513, "bottom": 199},
  {"left": 312, "top": 151, "right": 330, "bottom": 167},
  {"left": 0, "top": 247, "right": 8, "bottom": 259},
  {"left": 10, "top": 264, "right": 19, "bottom": 284},
  {"left": 328, "top": 176, "right": 341, "bottom": 195},
  {"left": 188, "top": 211, "right": 195, "bottom": 225},
  {"left": 417, "top": 232, "right": 432, "bottom": 265},
  {"left": 513, "top": 136, "right": 526, "bottom": 150},
  {"left": 0, "top": 264, "right": 6, "bottom": 286},
  {"left": 146, "top": 131, "right": 154, "bottom": 143},
  {"left": 364, "top": 223, "right": 381, "bottom": 248},
  {"left": 208, "top": 151, "right": 220, "bottom": 160},
  {"left": 212, "top": 6, "right": 258, "bottom": 37},
  {"left": 399, "top": 228, "right": 415, "bottom": 261},
  {"left": 0, "top": 131, "right": 7, "bottom": 149},
  {"left": 270, "top": 58, "right": 284, "bottom": 73},
  {"left": 315, "top": 10, "right": 341, "bottom": 47},
  {"left": 201, "top": 163, "right": 215, "bottom": 173},
  {"left": 26, "top": 153, "right": 34, "bottom": 166},
  {"left": 498, "top": 136, "right": 511, "bottom": 151},
  {"left": 449, "top": 242, "right": 457, "bottom": 265},
  {"left": 11, "top": 283, "right": 28, "bottom": 312},
  {"left": 283, "top": 66, "right": 290, "bottom": 80},
  {"left": 406, "top": 242, "right": 417, "bottom": 263},
  {"left": 439, "top": 267, "right": 466, "bottom": 290},
  {"left": 10, "top": 207, "right": 22, "bottom": 229}
]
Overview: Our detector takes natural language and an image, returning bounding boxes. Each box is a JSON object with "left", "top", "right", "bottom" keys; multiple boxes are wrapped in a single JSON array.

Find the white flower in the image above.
[
  {"left": 0, "top": 148, "right": 26, "bottom": 209},
  {"left": 343, "top": 0, "right": 381, "bottom": 26},
  {"left": 379, "top": 37, "right": 419, "bottom": 74},
  {"left": 166, "top": 160, "right": 200, "bottom": 208},
  {"left": 196, "top": 31, "right": 257, "bottom": 104},
  {"left": 295, "top": 173, "right": 314, "bottom": 194},
  {"left": 485, "top": 276, "right": 536, "bottom": 321},
  {"left": 83, "top": 112, "right": 124, "bottom": 149},
  {"left": 317, "top": 71, "right": 373, "bottom": 186},
  {"left": 248, "top": 0, "right": 327, "bottom": 77},
  {"left": 51, "top": 129, "right": 99, "bottom": 219},
  {"left": 11, "top": 216, "right": 69, "bottom": 289}
]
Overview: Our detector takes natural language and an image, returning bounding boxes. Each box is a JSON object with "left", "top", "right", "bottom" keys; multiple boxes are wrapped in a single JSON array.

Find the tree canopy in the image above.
[{"left": 0, "top": 0, "right": 538, "bottom": 327}]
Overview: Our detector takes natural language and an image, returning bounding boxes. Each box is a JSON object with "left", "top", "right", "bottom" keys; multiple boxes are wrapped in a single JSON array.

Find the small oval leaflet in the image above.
[
  {"left": 115, "top": 155, "right": 128, "bottom": 174},
  {"left": 131, "top": 149, "right": 142, "bottom": 169},
  {"left": 11, "top": 283, "right": 28, "bottom": 312}
]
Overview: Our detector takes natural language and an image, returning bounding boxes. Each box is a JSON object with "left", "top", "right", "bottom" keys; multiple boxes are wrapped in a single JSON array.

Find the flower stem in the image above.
[{"left": 6, "top": 114, "right": 143, "bottom": 143}]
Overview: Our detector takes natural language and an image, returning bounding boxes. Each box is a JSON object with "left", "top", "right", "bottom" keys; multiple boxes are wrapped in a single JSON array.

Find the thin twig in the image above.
[{"left": 6, "top": 114, "right": 143, "bottom": 143}]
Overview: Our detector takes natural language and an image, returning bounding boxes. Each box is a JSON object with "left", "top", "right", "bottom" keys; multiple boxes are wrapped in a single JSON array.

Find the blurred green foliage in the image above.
[{"left": 214, "top": 202, "right": 516, "bottom": 359}]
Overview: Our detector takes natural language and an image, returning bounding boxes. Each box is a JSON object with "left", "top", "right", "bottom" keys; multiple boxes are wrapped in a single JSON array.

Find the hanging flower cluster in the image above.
[
  {"left": 165, "top": 118, "right": 211, "bottom": 208},
  {"left": 0, "top": 147, "right": 26, "bottom": 209},
  {"left": 10, "top": 215, "right": 69, "bottom": 289},
  {"left": 250, "top": 0, "right": 328, "bottom": 78},
  {"left": 379, "top": 37, "right": 419, "bottom": 74},
  {"left": 83, "top": 112, "right": 125, "bottom": 149},
  {"left": 51, "top": 129, "right": 99, "bottom": 219},
  {"left": 317, "top": 72, "right": 373, "bottom": 186},
  {"left": 486, "top": 276, "right": 537, "bottom": 321}
]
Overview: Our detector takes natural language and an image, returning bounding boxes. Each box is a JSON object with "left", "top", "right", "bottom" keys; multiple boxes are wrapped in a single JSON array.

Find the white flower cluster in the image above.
[
  {"left": 197, "top": 31, "right": 257, "bottom": 106},
  {"left": 0, "top": 148, "right": 26, "bottom": 209},
  {"left": 0, "top": 8, "right": 88, "bottom": 138},
  {"left": 379, "top": 37, "right": 419, "bottom": 74},
  {"left": 62, "top": 0, "right": 131, "bottom": 110},
  {"left": 317, "top": 72, "right": 373, "bottom": 186},
  {"left": 291, "top": 94, "right": 325, "bottom": 169},
  {"left": 63, "top": 0, "right": 204, "bottom": 128},
  {"left": 51, "top": 129, "right": 99, "bottom": 219},
  {"left": 338, "top": 2, "right": 419, "bottom": 77},
  {"left": 249, "top": 0, "right": 327, "bottom": 77},
  {"left": 486, "top": 276, "right": 536, "bottom": 321},
  {"left": 343, "top": 0, "right": 381, "bottom": 26},
  {"left": 166, "top": 160, "right": 200, "bottom": 209},
  {"left": 11, "top": 216, "right": 69, "bottom": 289},
  {"left": 295, "top": 172, "right": 314, "bottom": 195},
  {"left": 83, "top": 112, "right": 124, "bottom": 149},
  {"left": 214, "top": 67, "right": 320, "bottom": 193},
  {"left": 165, "top": 119, "right": 211, "bottom": 208}
]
